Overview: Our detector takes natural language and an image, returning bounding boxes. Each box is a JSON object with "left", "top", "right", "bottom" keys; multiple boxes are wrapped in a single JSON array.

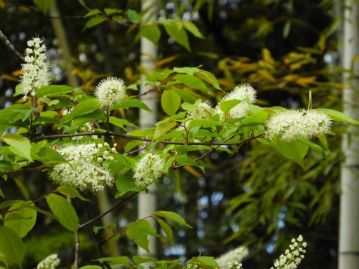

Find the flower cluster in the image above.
[
  {"left": 266, "top": 110, "right": 331, "bottom": 141},
  {"left": 270, "top": 235, "right": 307, "bottom": 269},
  {"left": 20, "top": 37, "right": 50, "bottom": 96},
  {"left": 133, "top": 153, "right": 164, "bottom": 188},
  {"left": 216, "top": 246, "right": 249, "bottom": 269},
  {"left": 36, "top": 254, "right": 60, "bottom": 269},
  {"left": 216, "top": 84, "right": 256, "bottom": 119},
  {"left": 189, "top": 100, "right": 215, "bottom": 120},
  {"left": 50, "top": 142, "right": 116, "bottom": 192},
  {"left": 95, "top": 77, "right": 126, "bottom": 108}
]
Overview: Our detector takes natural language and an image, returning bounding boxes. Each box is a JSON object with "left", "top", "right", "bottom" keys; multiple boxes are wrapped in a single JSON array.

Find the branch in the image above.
[
  {"left": 31, "top": 132, "right": 264, "bottom": 147},
  {"left": 74, "top": 229, "right": 80, "bottom": 269},
  {"left": 0, "top": 30, "right": 24, "bottom": 60}
]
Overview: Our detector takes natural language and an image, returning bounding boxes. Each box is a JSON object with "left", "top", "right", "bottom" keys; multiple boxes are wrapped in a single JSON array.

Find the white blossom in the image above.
[
  {"left": 20, "top": 37, "right": 50, "bottom": 96},
  {"left": 216, "top": 246, "right": 248, "bottom": 269},
  {"left": 95, "top": 77, "right": 126, "bottom": 108},
  {"left": 36, "top": 254, "right": 60, "bottom": 269},
  {"left": 133, "top": 153, "right": 164, "bottom": 188},
  {"left": 189, "top": 101, "right": 215, "bottom": 120},
  {"left": 216, "top": 84, "right": 256, "bottom": 120},
  {"left": 50, "top": 142, "right": 116, "bottom": 192},
  {"left": 270, "top": 235, "right": 307, "bottom": 269},
  {"left": 266, "top": 109, "right": 331, "bottom": 141}
]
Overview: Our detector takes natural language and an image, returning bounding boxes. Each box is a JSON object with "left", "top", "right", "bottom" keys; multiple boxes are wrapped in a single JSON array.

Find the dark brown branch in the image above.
[{"left": 0, "top": 30, "right": 24, "bottom": 60}]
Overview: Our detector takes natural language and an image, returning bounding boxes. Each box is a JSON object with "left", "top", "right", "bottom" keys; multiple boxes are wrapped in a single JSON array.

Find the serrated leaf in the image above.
[
  {"left": 154, "top": 211, "right": 191, "bottom": 228},
  {"left": 1, "top": 134, "right": 32, "bottom": 161},
  {"left": 84, "top": 16, "right": 107, "bottom": 29},
  {"left": 140, "top": 25, "right": 161, "bottom": 43},
  {"left": 161, "top": 90, "right": 181, "bottom": 116},
  {"left": 219, "top": 100, "right": 241, "bottom": 113},
  {"left": 34, "top": 146, "right": 66, "bottom": 165},
  {"left": 56, "top": 186, "right": 89, "bottom": 201},
  {"left": 84, "top": 9, "right": 101, "bottom": 17},
  {"left": 104, "top": 8, "right": 121, "bottom": 15},
  {"left": 317, "top": 108, "right": 359, "bottom": 125},
  {"left": 109, "top": 116, "right": 136, "bottom": 129},
  {"left": 127, "top": 9, "right": 141, "bottom": 23},
  {"left": 126, "top": 219, "right": 157, "bottom": 251},
  {"left": 270, "top": 137, "right": 309, "bottom": 165},
  {"left": 36, "top": 85, "right": 73, "bottom": 97},
  {"left": 0, "top": 226, "right": 26, "bottom": 266},
  {"left": 133, "top": 256, "right": 157, "bottom": 265},
  {"left": 33, "top": 0, "right": 50, "bottom": 13},
  {"left": 46, "top": 194, "right": 79, "bottom": 231},
  {"left": 183, "top": 21, "right": 203, "bottom": 38},
  {"left": 97, "top": 256, "right": 129, "bottom": 265},
  {"left": 112, "top": 98, "right": 151, "bottom": 111},
  {"left": 4, "top": 202, "right": 37, "bottom": 238},
  {"left": 116, "top": 175, "right": 142, "bottom": 198},
  {"left": 154, "top": 121, "right": 177, "bottom": 139},
  {"left": 155, "top": 217, "right": 174, "bottom": 245},
  {"left": 175, "top": 74, "right": 207, "bottom": 91},
  {"left": 161, "top": 20, "right": 190, "bottom": 50},
  {"left": 62, "top": 99, "right": 101, "bottom": 122},
  {"left": 196, "top": 70, "right": 221, "bottom": 90}
]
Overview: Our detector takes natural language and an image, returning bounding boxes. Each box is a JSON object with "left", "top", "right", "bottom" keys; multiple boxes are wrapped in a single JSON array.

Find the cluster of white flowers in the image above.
[
  {"left": 266, "top": 109, "right": 331, "bottom": 141},
  {"left": 36, "top": 254, "right": 60, "bottom": 269},
  {"left": 189, "top": 101, "right": 215, "bottom": 120},
  {"left": 133, "top": 153, "right": 164, "bottom": 188},
  {"left": 95, "top": 77, "right": 126, "bottom": 108},
  {"left": 216, "top": 246, "right": 249, "bottom": 269},
  {"left": 50, "top": 142, "right": 116, "bottom": 192},
  {"left": 20, "top": 37, "right": 50, "bottom": 96},
  {"left": 270, "top": 235, "right": 307, "bottom": 269},
  {"left": 216, "top": 84, "right": 256, "bottom": 120}
]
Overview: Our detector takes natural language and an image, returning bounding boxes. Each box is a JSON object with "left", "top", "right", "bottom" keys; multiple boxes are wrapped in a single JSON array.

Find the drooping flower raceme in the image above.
[
  {"left": 189, "top": 100, "right": 215, "bottom": 120},
  {"left": 20, "top": 37, "right": 50, "bottom": 96},
  {"left": 50, "top": 142, "right": 116, "bottom": 192},
  {"left": 36, "top": 254, "right": 60, "bottom": 269},
  {"left": 266, "top": 110, "right": 331, "bottom": 141},
  {"left": 270, "top": 235, "right": 307, "bottom": 269},
  {"left": 95, "top": 77, "right": 126, "bottom": 108},
  {"left": 133, "top": 153, "right": 164, "bottom": 188},
  {"left": 216, "top": 246, "right": 249, "bottom": 269},
  {"left": 216, "top": 84, "right": 256, "bottom": 120}
]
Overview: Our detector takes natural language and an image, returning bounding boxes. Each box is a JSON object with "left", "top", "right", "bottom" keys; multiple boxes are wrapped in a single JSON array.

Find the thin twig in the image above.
[{"left": 0, "top": 30, "right": 24, "bottom": 60}]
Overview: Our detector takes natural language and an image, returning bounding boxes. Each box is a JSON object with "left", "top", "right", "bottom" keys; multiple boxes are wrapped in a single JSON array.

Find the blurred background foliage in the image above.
[{"left": 0, "top": 0, "right": 342, "bottom": 268}]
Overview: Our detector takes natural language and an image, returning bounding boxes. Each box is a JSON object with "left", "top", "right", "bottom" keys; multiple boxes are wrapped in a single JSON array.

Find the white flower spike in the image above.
[
  {"left": 37, "top": 254, "right": 60, "bottom": 269},
  {"left": 134, "top": 153, "right": 164, "bottom": 188},
  {"left": 50, "top": 142, "right": 116, "bottom": 192},
  {"left": 216, "top": 246, "right": 249, "bottom": 269},
  {"left": 95, "top": 77, "right": 126, "bottom": 108},
  {"left": 266, "top": 109, "right": 331, "bottom": 141},
  {"left": 20, "top": 37, "right": 50, "bottom": 96},
  {"left": 216, "top": 84, "right": 257, "bottom": 120}
]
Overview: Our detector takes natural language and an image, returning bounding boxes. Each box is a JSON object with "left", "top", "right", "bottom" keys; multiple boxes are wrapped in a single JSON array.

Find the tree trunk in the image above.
[
  {"left": 137, "top": 0, "right": 159, "bottom": 257},
  {"left": 339, "top": 1, "right": 359, "bottom": 268}
]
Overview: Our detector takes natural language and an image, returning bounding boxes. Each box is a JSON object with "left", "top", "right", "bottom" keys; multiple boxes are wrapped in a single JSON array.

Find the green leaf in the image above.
[
  {"left": 126, "top": 219, "right": 157, "bottom": 251},
  {"left": 84, "top": 16, "right": 107, "bottom": 29},
  {"left": 193, "top": 256, "right": 218, "bottom": 267},
  {"left": 80, "top": 266, "right": 102, "bottom": 269},
  {"left": 56, "top": 186, "right": 89, "bottom": 201},
  {"left": 112, "top": 98, "right": 151, "bottom": 111},
  {"left": 62, "top": 99, "right": 101, "bottom": 122},
  {"left": 154, "top": 211, "right": 191, "bottom": 228},
  {"left": 36, "top": 85, "right": 73, "bottom": 97},
  {"left": 140, "top": 25, "right": 161, "bottom": 43},
  {"left": 219, "top": 100, "right": 241, "bottom": 113},
  {"left": 161, "top": 20, "right": 190, "bottom": 50},
  {"left": 155, "top": 217, "right": 174, "bottom": 245},
  {"left": 127, "top": 9, "right": 141, "bottom": 23},
  {"left": 0, "top": 104, "right": 33, "bottom": 123},
  {"left": 33, "top": 0, "right": 50, "bottom": 13},
  {"left": 133, "top": 256, "right": 157, "bottom": 265},
  {"left": 175, "top": 74, "right": 207, "bottom": 91},
  {"left": 182, "top": 21, "right": 203, "bottom": 38},
  {"left": 0, "top": 226, "right": 26, "bottom": 266},
  {"left": 104, "top": 8, "right": 121, "bottom": 15},
  {"left": 1, "top": 134, "right": 32, "bottom": 161},
  {"left": 46, "top": 194, "right": 79, "bottom": 231},
  {"left": 270, "top": 137, "right": 309, "bottom": 165},
  {"left": 4, "top": 202, "right": 37, "bottom": 238},
  {"left": 109, "top": 117, "right": 136, "bottom": 129},
  {"left": 196, "top": 70, "right": 221, "bottom": 90},
  {"left": 84, "top": 9, "right": 101, "bottom": 17},
  {"left": 154, "top": 121, "right": 177, "bottom": 139},
  {"left": 161, "top": 90, "right": 181, "bottom": 116},
  {"left": 116, "top": 175, "right": 142, "bottom": 198},
  {"left": 34, "top": 146, "right": 66, "bottom": 164},
  {"left": 97, "top": 256, "right": 129, "bottom": 265},
  {"left": 317, "top": 108, "right": 359, "bottom": 125}
]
